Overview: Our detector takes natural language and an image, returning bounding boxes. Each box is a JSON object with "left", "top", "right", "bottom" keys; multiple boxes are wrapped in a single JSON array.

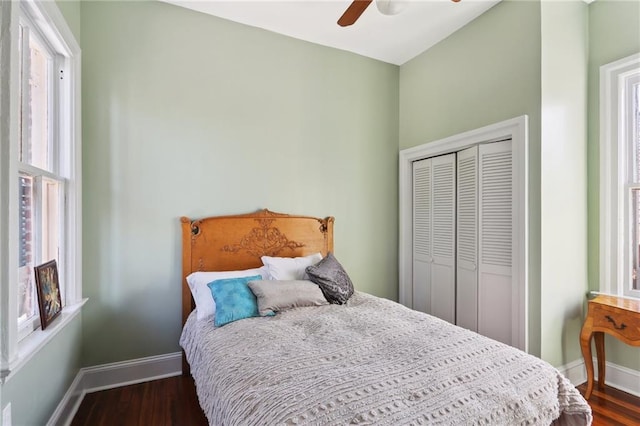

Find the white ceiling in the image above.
[{"left": 162, "top": 0, "right": 501, "bottom": 65}]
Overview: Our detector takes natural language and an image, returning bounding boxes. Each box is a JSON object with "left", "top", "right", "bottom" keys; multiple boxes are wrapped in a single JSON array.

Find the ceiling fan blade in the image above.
[{"left": 338, "top": 0, "right": 373, "bottom": 27}]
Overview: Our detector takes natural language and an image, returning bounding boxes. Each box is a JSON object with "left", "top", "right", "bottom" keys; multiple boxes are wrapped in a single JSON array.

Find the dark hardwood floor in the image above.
[
  {"left": 71, "top": 375, "right": 207, "bottom": 426},
  {"left": 576, "top": 383, "right": 640, "bottom": 426},
  {"left": 71, "top": 376, "right": 640, "bottom": 425}
]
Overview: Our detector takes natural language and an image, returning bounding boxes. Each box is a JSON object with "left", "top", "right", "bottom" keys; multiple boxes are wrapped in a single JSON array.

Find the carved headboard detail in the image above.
[{"left": 220, "top": 218, "right": 306, "bottom": 257}]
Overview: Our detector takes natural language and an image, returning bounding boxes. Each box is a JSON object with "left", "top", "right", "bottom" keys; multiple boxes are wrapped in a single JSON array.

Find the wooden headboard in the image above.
[{"left": 181, "top": 208, "right": 334, "bottom": 327}]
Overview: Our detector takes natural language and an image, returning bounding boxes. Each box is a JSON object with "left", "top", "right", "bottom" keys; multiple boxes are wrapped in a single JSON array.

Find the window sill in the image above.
[{"left": 1, "top": 298, "right": 87, "bottom": 384}]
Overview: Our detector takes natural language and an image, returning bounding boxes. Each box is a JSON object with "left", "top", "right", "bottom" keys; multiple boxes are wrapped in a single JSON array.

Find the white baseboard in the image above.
[
  {"left": 603, "top": 360, "right": 640, "bottom": 397},
  {"left": 47, "top": 352, "right": 182, "bottom": 426},
  {"left": 558, "top": 358, "right": 640, "bottom": 397},
  {"left": 79, "top": 351, "right": 182, "bottom": 394},
  {"left": 46, "top": 370, "right": 85, "bottom": 426},
  {"left": 558, "top": 358, "right": 587, "bottom": 386}
]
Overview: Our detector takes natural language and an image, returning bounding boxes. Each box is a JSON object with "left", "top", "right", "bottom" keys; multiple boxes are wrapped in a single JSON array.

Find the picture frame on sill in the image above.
[{"left": 34, "top": 260, "right": 63, "bottom": 330}]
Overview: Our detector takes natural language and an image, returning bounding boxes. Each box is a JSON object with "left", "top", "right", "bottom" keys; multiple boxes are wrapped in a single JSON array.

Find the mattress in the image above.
[{"left": 180, "top": 291, "right": 592, "bottom": 425}]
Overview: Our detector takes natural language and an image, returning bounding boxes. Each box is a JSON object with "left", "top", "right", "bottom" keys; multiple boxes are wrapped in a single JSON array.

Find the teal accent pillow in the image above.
[{"left": 208, "top": 275, "right": 268, "bottom": 327}]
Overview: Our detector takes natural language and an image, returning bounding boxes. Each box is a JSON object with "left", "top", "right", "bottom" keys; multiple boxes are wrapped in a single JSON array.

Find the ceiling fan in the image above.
[{"left": 338, "top": 0, "right": 461, "bottom": 27}]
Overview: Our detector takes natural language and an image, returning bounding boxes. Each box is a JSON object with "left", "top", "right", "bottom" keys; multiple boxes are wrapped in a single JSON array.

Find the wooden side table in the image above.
[{"left": 579, "top": 294, "right": 640, "bottom": 399}]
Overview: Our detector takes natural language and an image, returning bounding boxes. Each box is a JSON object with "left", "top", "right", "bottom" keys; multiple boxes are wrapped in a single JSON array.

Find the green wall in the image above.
[
  {"left": 0, "top": 3, "right": 82, "bottom": 426},
  {"left": 80, "top": 1, "right": 399, "bottom": 366},
  {"left": 540, "top": 0, "right": 588, "bottom": 367},
  {"left": 1, "top": 316, "right": 82, "bottom": 426},
  {"left": 55, "top": 0, "right": 81, "bottom": 41},
  {"left": 587, "top": 0, "right": 640, "bottom": 371},
  {"left": 399, "top": 0, "right": 543, "bottom": 357}
]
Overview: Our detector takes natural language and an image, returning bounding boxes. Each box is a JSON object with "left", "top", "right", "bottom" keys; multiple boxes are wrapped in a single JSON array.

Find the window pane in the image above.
[
  {"left": 18, "top": 25, "right": 24, "bottom": 160},
  {"left": 20, "top": 33, "right": 51, "bottom": 171},
  {"left": 634, "top": 82, "right": 640, "bottom": 182},
  {"left": 41, "top": 178, "right": 60, "bottom": 265},
  {"left": 633, "top": 84, "right": 640, "bottom": 292},
  {"left": 632, "top": 188, "right": 640, "bottom": 291},
  {"left": 18, "top": 174, "right": 36, "bottom": 324}
]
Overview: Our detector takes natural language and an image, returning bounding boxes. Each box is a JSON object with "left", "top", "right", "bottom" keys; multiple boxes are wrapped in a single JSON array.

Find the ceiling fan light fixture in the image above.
[{"left": 375, "top": 0, "right": 409, "bottom": 16}]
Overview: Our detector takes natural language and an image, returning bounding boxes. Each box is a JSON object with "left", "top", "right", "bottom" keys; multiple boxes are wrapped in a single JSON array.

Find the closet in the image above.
[{"left": 412, "top": 140, "right": 513, "bottom": 346}]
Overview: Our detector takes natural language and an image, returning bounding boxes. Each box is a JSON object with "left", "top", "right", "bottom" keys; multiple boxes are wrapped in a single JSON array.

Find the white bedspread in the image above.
[{"left": 180, "top": 292, "right": 592, "bottom": 426}]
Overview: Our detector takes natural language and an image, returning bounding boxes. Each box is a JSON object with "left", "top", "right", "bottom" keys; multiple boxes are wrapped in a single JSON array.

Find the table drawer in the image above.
[{"left": 591, "top": 304, "right": 640, "bottom": 342}]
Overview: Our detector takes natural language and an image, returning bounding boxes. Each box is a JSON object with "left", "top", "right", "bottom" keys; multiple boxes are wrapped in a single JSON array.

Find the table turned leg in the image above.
[
  {"left": 594, "top": 331, "right": 606, "bottom": 389},
  {"left": 580, "top": 322, "right": 595, "bottom": 399}
]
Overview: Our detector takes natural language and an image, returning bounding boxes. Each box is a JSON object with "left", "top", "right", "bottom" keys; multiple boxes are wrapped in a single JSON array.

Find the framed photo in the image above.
[{"left": 34, "top": 260, "right": 62, "bottom": 330}]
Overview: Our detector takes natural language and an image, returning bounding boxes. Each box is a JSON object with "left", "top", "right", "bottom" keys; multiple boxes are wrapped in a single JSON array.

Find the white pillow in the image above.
[
  {"left": 261, "top": 253, "right": 323, "bottom": 281},
  {"left": 186, "top": 267, "right": 268, "bottom": 320}
]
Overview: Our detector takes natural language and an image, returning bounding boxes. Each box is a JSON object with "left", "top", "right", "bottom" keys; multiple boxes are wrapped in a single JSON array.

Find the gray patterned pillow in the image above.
[
  {"left": 247, "top": 280, "right": 328, "bottom": 316},
  {"left": 305, "top": 253, "right": 354, "bottom": 304}
]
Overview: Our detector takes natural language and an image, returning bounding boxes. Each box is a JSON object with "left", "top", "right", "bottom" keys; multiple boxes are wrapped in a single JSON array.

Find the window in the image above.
[
  {"left": 0, "top": 0, "right": 81, "bottom": 378},
  {"left": 17, "top": 14, "right": 67, "bottom": 340},
  {"left": 600, "top": 53, "right": 640, "bottom": 299}
]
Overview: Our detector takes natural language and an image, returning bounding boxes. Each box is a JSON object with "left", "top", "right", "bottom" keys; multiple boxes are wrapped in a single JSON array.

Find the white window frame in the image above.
[
  {"left": 0, "top": 0, "right": 84, "bottom": 382},
  {"left": 599, "top": 52, "right": 640, "bottom": 300},
  {"left": 16, "top": 10, "right": 64, "bottom": 341}
]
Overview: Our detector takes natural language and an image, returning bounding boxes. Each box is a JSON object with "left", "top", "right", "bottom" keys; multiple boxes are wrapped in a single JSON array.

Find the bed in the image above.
[{"left": 179, "top": 209, "right": 592, "bottom": 425}]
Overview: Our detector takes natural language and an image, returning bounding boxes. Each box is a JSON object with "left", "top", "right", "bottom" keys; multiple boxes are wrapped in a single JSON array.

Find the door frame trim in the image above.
[{"left": 399, "top": 115, "right": 529, "bottom": 351}]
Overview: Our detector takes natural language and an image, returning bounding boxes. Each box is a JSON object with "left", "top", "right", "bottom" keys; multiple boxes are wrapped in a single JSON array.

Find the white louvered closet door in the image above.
[
  {"left": 412, "top": 158, "right": 432, "bottom": 315},
  {"left": 430, "top": 154, "right": 456, "bottom": 324},
  {"left": 411, "top": 141, "right": 515, "bottom": 342},
  {"left": 412, "top": 154, "right": 456, "bottom": 323},
  {"left": 456, "top": 146, "right": 478, "bottom": 332},
  {"left": 478, "top": 140, "right": 513, "bottom": 346}
]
